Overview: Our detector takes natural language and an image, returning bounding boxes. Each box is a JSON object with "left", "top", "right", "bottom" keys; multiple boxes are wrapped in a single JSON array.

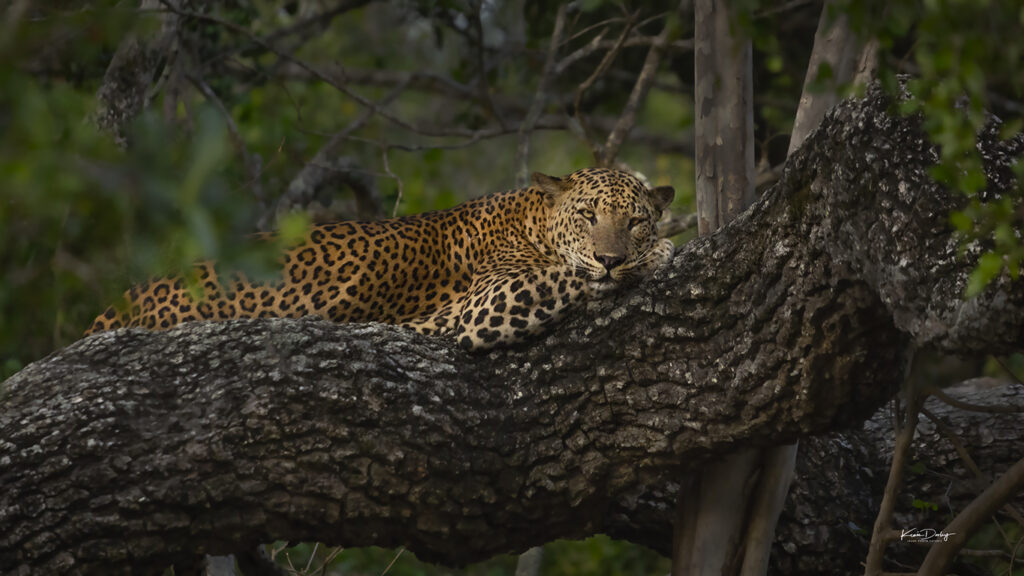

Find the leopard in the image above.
[{"left": 85, "top": 167, "right": 676, "bottom": 350}]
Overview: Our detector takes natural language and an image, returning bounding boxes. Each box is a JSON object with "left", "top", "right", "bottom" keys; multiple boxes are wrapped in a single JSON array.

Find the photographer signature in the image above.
[{"left": 900, "top": 528, "right": 956, "bottom": 543}]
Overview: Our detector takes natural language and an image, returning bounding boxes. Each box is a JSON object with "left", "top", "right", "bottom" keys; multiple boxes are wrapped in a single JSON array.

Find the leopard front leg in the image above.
[{"left": 453, "top": 265, "right": 588, "bottom": 350}]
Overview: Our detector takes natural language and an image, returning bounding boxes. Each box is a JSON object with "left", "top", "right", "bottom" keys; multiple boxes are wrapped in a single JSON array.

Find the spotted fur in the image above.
[{"left": 86, "top": 167, "right": 675, "bottom": 349}]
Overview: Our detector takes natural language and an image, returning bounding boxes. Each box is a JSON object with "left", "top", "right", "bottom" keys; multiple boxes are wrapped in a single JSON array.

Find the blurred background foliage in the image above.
[
  {"left": 0, "top": 0, "right": 1022, "bottom": 574},
  {"left": 270, "top": 536, "right": 669, "bottom": 576}
]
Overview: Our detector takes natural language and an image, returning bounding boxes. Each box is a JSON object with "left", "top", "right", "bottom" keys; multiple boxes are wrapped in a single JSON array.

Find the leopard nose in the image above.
[{"left": 595, "top": 254, "right": 626, "bottom": 271}]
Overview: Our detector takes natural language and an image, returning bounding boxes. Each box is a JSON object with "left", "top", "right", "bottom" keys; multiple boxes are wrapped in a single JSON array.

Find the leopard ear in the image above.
[
  {"left": 531, "top": 172, "right": 571, "bottom": 208},
  {"left": 650, "top": 185, "right": 675, "bottom": 213}
]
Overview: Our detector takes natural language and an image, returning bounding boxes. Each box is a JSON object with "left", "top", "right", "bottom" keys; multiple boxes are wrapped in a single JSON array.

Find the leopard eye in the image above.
[
  {"left": 578, "top": 208, "right": 596, "bottom": 224},
  {"left": 628, "top": 217, "right": 645, "bottom": 230}
]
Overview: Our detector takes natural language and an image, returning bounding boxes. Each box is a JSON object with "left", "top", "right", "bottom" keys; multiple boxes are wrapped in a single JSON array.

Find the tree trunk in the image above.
[
  {"left": 678, "top": 0, "right": 760, "bottom": 574},
  {"left": 2, "top": 87, "right": 1023, "bottom": 575},
  {"left": 693, "top": 0, "right": 756, "bottom": 236}
]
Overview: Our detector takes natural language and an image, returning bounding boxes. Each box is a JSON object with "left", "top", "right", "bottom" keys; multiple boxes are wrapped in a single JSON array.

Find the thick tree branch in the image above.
[{"left": 2, "top": 88, "right": 1023, "bottom": 574}]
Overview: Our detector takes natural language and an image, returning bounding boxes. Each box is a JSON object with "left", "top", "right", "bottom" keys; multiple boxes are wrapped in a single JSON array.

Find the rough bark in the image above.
[
  {"left": 680, "top": 1, "right": 762, "bottom": 573},
  {"left": 93, "top": 0, "right": 182, "bottom": 147},
  {"left": 2, "top": 87, "right": 1023, "bottom": 575},
  {"left": 774, "top": 379, "right": 1024, "bottom": 576}
]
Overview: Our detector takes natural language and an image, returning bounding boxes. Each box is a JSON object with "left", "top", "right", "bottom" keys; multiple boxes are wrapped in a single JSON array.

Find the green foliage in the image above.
[
  {"left": 910, "top": 498, "right": 938, "bottom": 513},
  {"left": 272, "top": 536, "right": 670, "bottom": 576},
  {"left": 844, "top": 0, "right": 1024, "bottom": 297},
  {"left": 963, "top": 520, "right": 1024, "bottom": 576},
  {"left": 542, "top": 536, "right": 671, "bottom": 576},
  {"left": 0, "top": 9, "right": 303, "bottom": 378}
]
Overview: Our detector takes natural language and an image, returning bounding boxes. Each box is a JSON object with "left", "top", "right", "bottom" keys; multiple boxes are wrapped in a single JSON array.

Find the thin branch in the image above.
[
  {"left": 864, "top": 385, "right": 928, "bottom": 576},
  {"left": 573, "top": 16, "right": 635, "bottom": 160},
  {"left": 155, "top": 1, "right": 479, "bottom": 139},
  {"left": 320, "top": 113, "right": 693, "bottom": 159},
  {"left": 273, "top": 78, "right": 409, "bottom": 226},
  {"left": 261, "top": 0, "right": 372, "bottom": 46},
  {"left": 203, "top": 0, "right": 372, "bottom": 73},
  {"left": 920, "top": 406, "right": 1024, "bottom": 528},
  {"left": 379, "top": 547, "right": 405, "bottom": 576},
  {"left": 657, "top": 212, "right": 698, "bottom": 238},
  {"left": 1011, "top": 533, "right": 1024, "bottom": 574},
  {"left": 515, "top": 4, "right": 568, "bottom": 187},
  {"left": 754, "top": 0, "right": 816, "bottom": 18},
  {"left": 561, "top": 14, "right": 625, "bottom": 46},
  {"left": 188, "top": 73, "right": 265, "bottom": 210},
  {"left": 557, "top": 36, "right": 693, "bottom": 75},
  {"left": 470, "top": 0, "right": 506, "bottom": 129},
  {"left": 381, "top": 147, "right": 404, "bottom": 218},
  {"left": 995, "top": 356, "right": 1024, "bottom": 386},
  {"left": 556, "top": 28, "right": 608, "bottom": 76},
  {"left": 956, "top": 549, "right": 1012, "bottom": 557},
  {"left": 266, "top": 64, "right": 477, "bottom": 102},
  {"left": 917, "top": 457, "right": 1024, "bottom": 575},
  {"left": 598, "top": 19, "right": 672, "bottom": 166}
]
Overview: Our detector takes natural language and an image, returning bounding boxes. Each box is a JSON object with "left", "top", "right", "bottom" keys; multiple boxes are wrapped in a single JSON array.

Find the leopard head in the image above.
[{"left": 534, "top": 167, "right": 674, "bottom": 286}]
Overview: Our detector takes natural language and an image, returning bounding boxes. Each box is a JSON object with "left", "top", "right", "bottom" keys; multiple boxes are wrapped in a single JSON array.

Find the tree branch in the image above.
[
  {"left": 515, "top": 4, "right": 567, "bottom": 187},
  {"left": 598, "top": 18, "right": 671, "bottom": 167},
  {"left": 2, "top": 87, "right": 1023, "bottom": 574}
]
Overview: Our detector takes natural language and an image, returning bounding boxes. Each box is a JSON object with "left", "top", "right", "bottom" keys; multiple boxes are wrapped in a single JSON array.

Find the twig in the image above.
[
  {"left": 556, "top": 28, "right": 608, "bottom": 76},
  {"left": 311, "top": 546, "right": 343, "bottom": 576},
  {"left": 918, "top": 456, "right": 1024, "bottom": 574},
  {"left": 261, "top": 0, "right": 371, "bottom": 47},
  {"left": 557, "top": 36, "right": 693, "bottom": 75},
  {"left": 598, "top": 18, "right": 672, "bottom": 166},
  {"left": 273, "top": 79, "right": 409, "bottom": 227},
  {"left": 515, "top": 4, "right": 568, "bottom": 187},
  {"left": 920, "top": 406, "right": 1024, "bottom": 528},
  {"left": 657, "top": 212, "right": 698, "bottom": 238},
  {"left": 921, "top": 408, "right": 989, "bottom": 482},
  {"left": 302, "top": 542, "right": 318, "bottom": 573},
  {"left": 1010, "top": 533, "right": 1023, "bottom": 574},
  {"left": 187, "top": 73, "right": 265, "bottom": 209},
  {"left": 956, "top": 548, "right": 1011, "bottom": 557},
  {"left": 995, "top": 356, "right": 1024, "bottom": 386},
  {"left": 573, "top": 15, "right": 635, "bottom": 160},
  {"left": 470, "top": 0, "right": 506, "bottom": 129},
  {"left": 561, "top": 14, "right": 625, "bottom": 46},
  {"left": 329, "top": 113, "right": 694, "bottom": 156},
  {"left": 379, "top": 547, "right": 405, "bottom": 576},
  {"left": 204, "top": 0, "right": 372, "bottom": 73},
  {"left": 755, "top": 0, "right": 816, "bottom": 18},
  {"left": 381, "top": 147, "right": 403, "bottom": 217},
  {"left": 271, "top": 65, "right": 477, "bottom": 101},
  {"left": 155, "top": 1, "right": 480, "bottom": 139}
]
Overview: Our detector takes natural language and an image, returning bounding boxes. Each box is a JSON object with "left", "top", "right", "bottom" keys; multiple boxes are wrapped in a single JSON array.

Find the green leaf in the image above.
[
  {"left": 278, "top": 212, "right": 311, "bottom": 247},
  {"left": 966, "top": 252, "right": 1005, "bottom": 297},
  {"left": 949, "top": 210, "right": 973, "bottom": 232},
  {"left": 960, "top": 166, "right": 987, "bottom": 195}
]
